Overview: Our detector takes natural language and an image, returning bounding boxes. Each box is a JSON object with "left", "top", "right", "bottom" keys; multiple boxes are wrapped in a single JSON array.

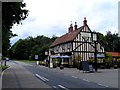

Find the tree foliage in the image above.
[
  {"left": 97, "top": 32, "right": 106, "bottom": 47},
  {"left": 98, "top": 31, "right": 120, "bottom": 52},
  {"left": 105, "top": 31, "right": 120, "bottom": 52},
  {"left": 9, "top": 30, "right": 120, "bottom": 60},
  {"left": 9, "top": 35, "right": 57, "bottom": 60},
  {"left": 2, "top": 2, "right": 29, "bottom": 57}
]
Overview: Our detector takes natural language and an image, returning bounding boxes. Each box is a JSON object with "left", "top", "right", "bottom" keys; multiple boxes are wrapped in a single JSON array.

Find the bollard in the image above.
[
  {"left": 60, "top": 65, "right": 64, "bottom": 69},
  {"left": 4, "top": 60, "right": 6, "bottom": 66}
]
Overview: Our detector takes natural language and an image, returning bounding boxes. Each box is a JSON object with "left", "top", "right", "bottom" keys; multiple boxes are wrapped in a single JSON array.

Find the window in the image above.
[
  {"left": 62, "top": 45, "right": 65, "bottom": 50},
  {"left": 68, "top": 43, "right": 71, "bottom": 49}
]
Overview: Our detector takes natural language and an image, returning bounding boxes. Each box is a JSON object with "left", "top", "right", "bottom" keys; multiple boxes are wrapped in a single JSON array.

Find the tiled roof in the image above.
[
  {"left": 50, "top": 26, "right": 84, "bottom": 47},
  {"left": 106, "top": 52, "right": 120, "bottom": 57}
]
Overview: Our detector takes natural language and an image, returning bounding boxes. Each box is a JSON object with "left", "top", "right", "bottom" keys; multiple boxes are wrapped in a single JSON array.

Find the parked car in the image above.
[
  {"left": 39, "top": 61, "right": 45, "bottom": 65},
  {"left": 5, "top": 58, "right": 9, "bottom": 61}
]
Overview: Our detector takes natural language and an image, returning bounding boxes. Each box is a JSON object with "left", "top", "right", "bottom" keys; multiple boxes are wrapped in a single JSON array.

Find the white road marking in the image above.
[
  {"left": 41, "top": 76, "right": 49, "bottom": 81},
  {"left": 98, "top": 83, "right": 109, "bottom": 87},
  {"left": 72, "top": 76, "right": 78, "bottom": 78},
  {"left": 53, "top": 86, "right": 58, "bottom": 88},
  {"left": 58, "top": 85, "right": 69, "bottom": 90},
  {"left": 35, "top": 74, "right": 49, "bottom": 81},
  {"left": 82, "top": 79, "right": 90, "bottom": 82},
  {"left": 35, "top": 74, "right": 46, "bottom": 81}
]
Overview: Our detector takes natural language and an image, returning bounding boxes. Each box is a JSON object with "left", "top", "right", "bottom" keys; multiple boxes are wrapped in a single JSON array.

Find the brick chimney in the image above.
[
  {"left": 68, "top": 23, "right": 73, "bottom": 33},
  {"left": 74, "top": 22, "right": 77, "bottom": 30},
  {"left": 83, "top": 17, "right": 87, "bottom": 26}
]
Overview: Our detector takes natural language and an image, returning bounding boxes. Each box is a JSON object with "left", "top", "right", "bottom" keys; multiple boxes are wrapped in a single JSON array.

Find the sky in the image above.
[{"left": 10, "top": 0, "right": 119, "bottom": 45}]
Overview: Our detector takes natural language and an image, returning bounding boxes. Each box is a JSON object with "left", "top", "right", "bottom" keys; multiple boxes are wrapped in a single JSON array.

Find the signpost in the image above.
[
  {"left": 81, "top": 32, "right": 91, "bottom": 72},
  {"left": 35, "top": 55, "right": 38, "bottom": 60},
  {"left": 35, "top": 55, "right": 39, "bottom": 65},
  {"left": 92, "top": 33, "right": 98, "bottom": 72},
  {"left": 29, "top": 56, "right": 31, "bottom": 60},
  {"left": 80, "top": 31, "right": 98, "bottom": 72}
]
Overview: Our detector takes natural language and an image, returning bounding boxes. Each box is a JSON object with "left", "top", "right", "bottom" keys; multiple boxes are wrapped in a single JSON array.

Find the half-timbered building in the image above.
[{"left": 49, "top": 17, "right": 105, "bottom": 66}]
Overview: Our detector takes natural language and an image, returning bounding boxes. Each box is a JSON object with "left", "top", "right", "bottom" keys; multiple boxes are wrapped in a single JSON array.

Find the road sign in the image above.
[
  {"left": 35, "top": 55, "right": 38, "bottom": 60},
  {"left": 45, "top": 51, "right": 48, "bottom": 55}
]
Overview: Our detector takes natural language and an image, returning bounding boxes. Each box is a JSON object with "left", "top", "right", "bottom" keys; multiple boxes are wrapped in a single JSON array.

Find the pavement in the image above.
[
  {"left": 46, "top": 66, "right": 119, "bottom": 88},
  {"left": 1, "top": 61, "right": 51, "bottom": 89}
]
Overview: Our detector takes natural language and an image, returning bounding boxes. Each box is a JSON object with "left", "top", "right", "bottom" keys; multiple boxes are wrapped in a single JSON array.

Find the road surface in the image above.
[
  {"left": 2, "top": 60, "right": 118, "bottom": 90},
  {"left": 2, "top": 60, "right": 51, "bottom": 89}
]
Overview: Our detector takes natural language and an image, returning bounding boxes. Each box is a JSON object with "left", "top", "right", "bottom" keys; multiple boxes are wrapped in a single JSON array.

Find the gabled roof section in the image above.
[
  {"left": 50, "top": 17, "right": 92, "bottom": 47},
  {"left": 50, "top": 26, "right": 83, "bottom": 47}
]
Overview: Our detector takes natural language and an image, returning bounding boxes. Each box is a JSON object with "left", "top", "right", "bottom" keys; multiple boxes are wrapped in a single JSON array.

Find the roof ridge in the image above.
[{"left": 50, "top": 26, "right": 83, "bottom": 47}]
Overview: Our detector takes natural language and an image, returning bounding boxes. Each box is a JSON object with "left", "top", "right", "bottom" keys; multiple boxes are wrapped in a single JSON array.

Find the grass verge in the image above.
[
  {"left": 16, "top": 60, "right": 36, "bottom": 63},
  {"left": 0, "top": 65, "right": 9, "bottom": 71}
]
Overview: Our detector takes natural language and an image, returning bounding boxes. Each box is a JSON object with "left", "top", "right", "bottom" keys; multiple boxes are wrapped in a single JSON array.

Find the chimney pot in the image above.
[
  {"left": 83, "top": 17, "right": 87, "bottom": 26},
  {"left": 68, "top": 22, "right": 73, "bottom": 33},
  {"left": 74, "top": 22, "right": 77, "bottom": 30}
]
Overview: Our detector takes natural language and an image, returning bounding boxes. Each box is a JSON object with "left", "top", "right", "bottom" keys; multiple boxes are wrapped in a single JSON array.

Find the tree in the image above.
[
  {"left": 97, "top": 32, "right": 106, "bottom": 48},
  {"left": 9, "top": 35, "right": 54, "bottom": 60},
  {"left": 98, "top": 31, "right": 120, "bottom": 52},
  {"left": 51, "top": 35, "right": 57, "bottom": 42},
  {"left": 2, "top": 2, "right": 29, "bottom": 57},
  {"left": 105, "top": 31, "right": 120, "bottom": 52}
]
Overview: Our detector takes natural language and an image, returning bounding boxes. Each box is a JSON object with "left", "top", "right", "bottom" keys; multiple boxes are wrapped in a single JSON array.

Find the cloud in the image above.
[{"left": 10, "top": 0, "right": 119, "bottom": 45}]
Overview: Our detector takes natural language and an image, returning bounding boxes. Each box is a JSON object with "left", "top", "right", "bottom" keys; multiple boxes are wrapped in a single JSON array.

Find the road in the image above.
[
  {"left": 2, "top": 60, "right": 51, "bottom": 89},
  {"left": 2, "top": 60, "right": 118, "bottom": 90}
]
